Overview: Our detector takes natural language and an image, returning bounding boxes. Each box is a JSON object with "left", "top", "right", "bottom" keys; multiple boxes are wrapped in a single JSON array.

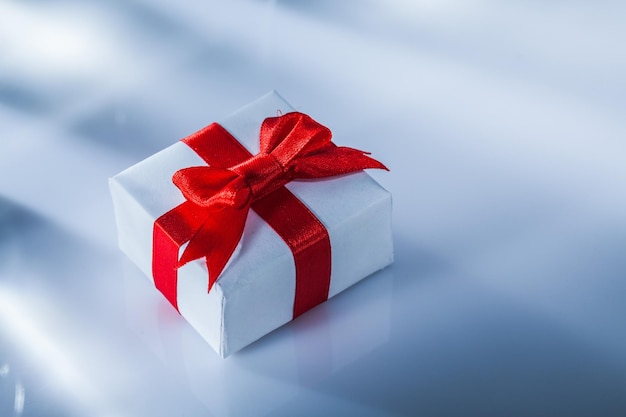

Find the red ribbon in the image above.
[{"left": 152, "top": 112, "right": 387, "bottom": 318}]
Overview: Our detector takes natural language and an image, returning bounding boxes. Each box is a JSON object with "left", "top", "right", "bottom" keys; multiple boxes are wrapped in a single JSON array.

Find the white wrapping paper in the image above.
[{"left": 110, "top": 91, "right": 393, "bottom": 357}]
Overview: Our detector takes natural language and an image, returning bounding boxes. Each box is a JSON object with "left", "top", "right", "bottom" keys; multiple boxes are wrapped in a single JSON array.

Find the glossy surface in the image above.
[{"left": 1, "top": 0, "right": 626, "bottom": 415}]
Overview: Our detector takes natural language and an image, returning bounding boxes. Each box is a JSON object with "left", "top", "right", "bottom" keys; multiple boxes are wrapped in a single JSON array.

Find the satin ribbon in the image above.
[{"left": 152, "top": 112, "right": 387, "bottom": 318}]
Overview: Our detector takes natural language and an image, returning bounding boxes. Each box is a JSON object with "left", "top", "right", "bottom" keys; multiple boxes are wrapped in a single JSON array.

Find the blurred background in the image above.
[{"left": 1, "top": 0, "right": 626, "bottom": 416}]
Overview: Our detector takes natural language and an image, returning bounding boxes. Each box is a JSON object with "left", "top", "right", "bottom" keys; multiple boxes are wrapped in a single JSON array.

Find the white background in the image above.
[{"left": 1, "top": 0, "right": 625, "bottom": 416}]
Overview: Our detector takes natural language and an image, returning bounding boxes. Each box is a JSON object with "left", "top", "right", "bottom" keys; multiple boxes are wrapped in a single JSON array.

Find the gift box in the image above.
[{"left": 109, "top": 91, "right": 393, "bottom": 357}]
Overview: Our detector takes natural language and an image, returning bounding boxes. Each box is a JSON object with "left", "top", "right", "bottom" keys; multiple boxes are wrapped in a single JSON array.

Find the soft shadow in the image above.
[
  {"left": 297, "top": 295, "right": 626, "bottom": 417},
  {"left": 70, "top": 102, "right": 183, "bottom": 160},
  {"left": 0, "top": 79, "right": 52, "bottom": 116},
  {"left": 0, "top": 195, "right": 124, "bottom": 324}
]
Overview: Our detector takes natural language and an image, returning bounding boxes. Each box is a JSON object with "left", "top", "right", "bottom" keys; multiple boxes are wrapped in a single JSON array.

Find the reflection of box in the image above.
[
  {"left": 122, "top": 264, "right": 393, "bottom": 417},
  {"left": 181, "top": 268, "right": 394, "bottom": 417},
  {"left": 110, "top": 91, "right": 393, "bottom": 357}
]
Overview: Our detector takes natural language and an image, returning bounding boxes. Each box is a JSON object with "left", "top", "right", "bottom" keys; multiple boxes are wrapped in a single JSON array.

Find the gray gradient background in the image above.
[{"left": 1, "top": 0, "right": 625, "bottom": 416}]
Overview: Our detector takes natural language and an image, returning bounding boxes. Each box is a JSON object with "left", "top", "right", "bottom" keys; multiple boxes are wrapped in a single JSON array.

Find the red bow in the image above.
[{"left": 172, "top": 111, "right": 387, "bottom": 290}]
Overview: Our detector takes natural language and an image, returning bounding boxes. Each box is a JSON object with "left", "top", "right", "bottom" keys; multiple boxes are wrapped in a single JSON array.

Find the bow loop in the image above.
[
  {"left": 260, "top": 112, "right": 332, "bottom": 166},
  {"left": 173, "top": 166, "right": 251, "bottom": 209}
]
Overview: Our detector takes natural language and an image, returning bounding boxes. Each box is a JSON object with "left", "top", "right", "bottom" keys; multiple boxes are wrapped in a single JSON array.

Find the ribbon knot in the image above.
[
  {"left": 170, "top": 111, "right": 387, "bottom": 289},
  {"left": 231, "top": 152, "right": 286, "bottom": 202}
]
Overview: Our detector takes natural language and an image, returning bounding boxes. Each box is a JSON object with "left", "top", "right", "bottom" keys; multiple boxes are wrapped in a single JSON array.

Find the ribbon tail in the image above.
[
  {"left": 292, "top": 146, "right": 388, "bottom": 178},
  {"left": 178, "top": 204, "right": 249, "bottom": 291}
]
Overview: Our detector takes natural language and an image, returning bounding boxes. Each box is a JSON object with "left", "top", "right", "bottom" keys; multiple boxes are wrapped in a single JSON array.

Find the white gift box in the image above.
[{"left": 109, "top": 91, "right": 393, "bottom": 358}]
